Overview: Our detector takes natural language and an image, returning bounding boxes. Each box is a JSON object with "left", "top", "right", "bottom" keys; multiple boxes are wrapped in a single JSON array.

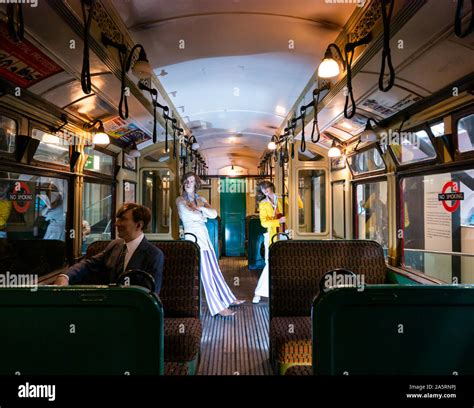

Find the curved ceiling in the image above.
[{"left": 113, "top": 0, "right": 356, "bottom": 173}]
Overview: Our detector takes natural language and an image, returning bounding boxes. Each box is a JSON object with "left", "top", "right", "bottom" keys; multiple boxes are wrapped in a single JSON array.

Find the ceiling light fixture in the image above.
[
  {"left": 102, "top": 35, "right": 153, "bottom": 119},
  {"left": 328, "top": 139, "right": 342, "bottom": 158},
  {"left": 268, "top": 135, "right": 277, "bottom": 150},
  {"left": 318, "top": 44, "right": 346, "bottom": 78},
  {"left": 128, "top": 45, "right": 152, "bottom": 80},
  {"left": 317, "top": 33, "right": 373, "bottom": 119},
  {"left": 84, "top": 119, "right": 110, "bottom": 145},
  {"left": 275, "top": 105, "right": 286, "bottom": 115}
]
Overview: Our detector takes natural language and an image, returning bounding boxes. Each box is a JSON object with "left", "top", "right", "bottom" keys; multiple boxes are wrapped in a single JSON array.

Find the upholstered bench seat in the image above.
[
  {"left": 284, "top": 365, "right": 313, "bottom": 375},
  {"left": 164, "top": 317, "right": 202, "bottom": 362},
  {"left": 164, "top": 362, "right": 189, "bottom": 375},
  {"left": 269, "top": 240, "right": 387, "bottom": 375},
  {"left": 84, "top": 240, "right": 202, "bottom": 375},
  {"left": 270, "top": 316, "right": 312, "bottom": 372}
]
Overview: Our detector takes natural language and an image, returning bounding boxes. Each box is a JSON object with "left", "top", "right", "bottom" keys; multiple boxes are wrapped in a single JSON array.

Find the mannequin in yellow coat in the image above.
[
  {"left": 252, "top": 181, "right": 303, "bottom": 303},
  {"left": 0, "top": 182, "right": 12, "bottom": 238}
]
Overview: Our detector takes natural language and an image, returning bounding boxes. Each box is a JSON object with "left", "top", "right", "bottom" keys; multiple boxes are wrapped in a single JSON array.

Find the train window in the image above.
[
  {"left": 84, "top": 146, "right": 114, "bottom": 176},
  {"left": 354, "top": 180, "right": 388, "bottom": 253},
  {"left": 298, "top": 169, "right": 326, "bottom": 234},
  {"left": 401, "top": 170, "right": 474, "bottom": 283},
  {"left": 430, "top": 121, "right": 445, "bottom": 137},
  {"left": 0, "top": 115, "right": 16, "bottom": 154},
  {"left": 82, "top": 182, "right": 112, "bottom": 254},
  {"left": 457, "top": 114, "right": 474, "bottom": 153},
  {"left": 31, "top": 129, "right": 70, "bottom": 166},
  {"left": 142, "top": 169, "right": 171, "bottom": 234},
  {"left": 389, "top": 129, "right": 437, "bottom": 165},
  {"left": 0, "top": 173, "right": 67, "bottom": 241},
  {"left": 298, "top": 147, "right": 324, "bottom": 162},
  {"left": 347, "top": 147, "right": 385, "bottom": 176}
]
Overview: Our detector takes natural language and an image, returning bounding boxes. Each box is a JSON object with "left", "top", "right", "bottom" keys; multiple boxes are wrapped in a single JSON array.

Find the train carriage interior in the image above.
[{"left": 0, "top": 0, "right": 474, "bottom": 401}]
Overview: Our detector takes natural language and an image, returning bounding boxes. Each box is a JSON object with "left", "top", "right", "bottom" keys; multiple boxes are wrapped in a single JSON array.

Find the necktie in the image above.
[{"left": 116, "top": 244, "right": 128, "bottom": 276}]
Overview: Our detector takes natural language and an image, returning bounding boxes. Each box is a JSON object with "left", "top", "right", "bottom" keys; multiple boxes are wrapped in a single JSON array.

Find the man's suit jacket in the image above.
[{"left": 66, "top": 237, "right": 164, "bottom": 294}]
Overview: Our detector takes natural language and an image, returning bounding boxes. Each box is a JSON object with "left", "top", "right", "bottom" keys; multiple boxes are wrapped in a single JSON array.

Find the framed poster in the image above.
[
  {"left": 123, "top": 152, "right": 137, "bottom": 172},
  {"left": 331, "top": 156, "right": 346, "bottom": 171},
  {"left": 123, "top": 180, "right": 137, "bottom": 203}
]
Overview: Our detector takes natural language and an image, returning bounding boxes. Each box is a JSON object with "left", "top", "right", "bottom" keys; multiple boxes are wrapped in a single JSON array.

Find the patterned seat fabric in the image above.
[
  {"left": 270, "top": 317, "right": 311, "bottom": 365},
  {"left": 152, "top": 241, "right": 200, "bottom": 319},
  {"left": 269, "top": 240, "right": 386, "bottom": 372},
  {"left": 164, "top": 318, "right": 202, "bottom": 362},
  {"left": 164, "top": 362, "right": 189, "bottom": 376},
  {"left": 270, "top": 240, "right": 386, "bottom": 318},
  {"left": 86, "top": 240, "right": 202, "bottom": 371},
  {"left": 285, "top": 365, "right": 313, "bottom": 375},
  {"left": 86, "top": 240, "right": 110, "bottom": 259},
  {"left": 86, "top": 240, "right": 200, "bottom": 318}
]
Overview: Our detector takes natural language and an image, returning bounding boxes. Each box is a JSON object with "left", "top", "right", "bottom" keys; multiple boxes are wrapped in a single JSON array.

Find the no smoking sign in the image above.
[{"left": 438, "top": 181, "right": 464, "bottom": 213}]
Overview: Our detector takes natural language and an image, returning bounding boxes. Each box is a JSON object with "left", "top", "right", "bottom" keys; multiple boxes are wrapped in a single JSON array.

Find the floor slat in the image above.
[{"left": 197, "top": 257, "right": 272, "bottom": 375}]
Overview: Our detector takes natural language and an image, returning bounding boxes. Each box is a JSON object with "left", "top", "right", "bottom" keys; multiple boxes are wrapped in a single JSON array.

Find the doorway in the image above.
[{"left": 220, "top": 178, "right": 246, "bottom": 256}]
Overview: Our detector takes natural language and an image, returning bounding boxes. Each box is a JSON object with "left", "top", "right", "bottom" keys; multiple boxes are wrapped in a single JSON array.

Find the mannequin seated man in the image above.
[{"left": 54, "top": 203, "right": 164, "bottom": 294}]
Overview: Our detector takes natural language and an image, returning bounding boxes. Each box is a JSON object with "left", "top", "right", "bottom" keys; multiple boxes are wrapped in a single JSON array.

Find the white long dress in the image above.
[
  {"left": 176, "top": 194, "right": 236, "bottom": 316},
  {"left": 42, "top": 205, "right": 65, "bottom": 241}
]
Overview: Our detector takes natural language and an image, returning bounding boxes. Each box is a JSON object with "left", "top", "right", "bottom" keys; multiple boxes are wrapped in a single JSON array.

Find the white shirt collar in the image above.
[
  {"left": 124, "top": 233, "right": 145, "bottom": 254},
  {"left": 122, "top": 233, "right": 145, "bottom": 271}
]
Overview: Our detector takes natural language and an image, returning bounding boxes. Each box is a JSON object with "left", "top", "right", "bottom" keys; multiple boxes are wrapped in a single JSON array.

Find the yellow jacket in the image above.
[
  {"left": 259, "top": 195, "right": 303, "bottom": 242},
  {"left": 0, "top": 200, "right": 12, "bottom": 230}
]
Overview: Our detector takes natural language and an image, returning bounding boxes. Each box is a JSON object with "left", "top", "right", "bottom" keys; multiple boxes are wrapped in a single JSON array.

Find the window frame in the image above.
[
  {"left": 452, "top": 105, "right": 474, "bottom": 161},
  {"left": 331, "top": 179, "right": 346, "bottom": 239},
  {"left": 346, "top": 143, "right": 387, "bottom": 179},
  {"left": 29, "top": 122, "right": 71, "bottom": 170},
  {"left": 140, "top": 168, "right": 174, "bottom": 235},
  {"left": 386, "top": 123, "right": 441, "bottom": 170},
  {"left": 0, "top": 161, "right": 74, "bottom": 267},
  {"left": 296, "top": 166, "right": 329, "bottom": 236},
  {"left": 396, "top": 161, "right": 474, "bottom": 281},
  {"left": 83, "top": 175, "right": 117, "bottom": 241},
  {"left": 352, "top": 175, "right": 388, "bottom": 244},
  {"left": 0, "top": 108, "right": 20, "bottom": 161},
  {"left": 83, "top": 145, "right": 117, "bottom": 180}
]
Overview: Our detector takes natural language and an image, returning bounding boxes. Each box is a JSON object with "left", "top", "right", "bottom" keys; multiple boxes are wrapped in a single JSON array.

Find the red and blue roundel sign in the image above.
[
  {"left": 9, "top": 182, "right": 33, "bottom": 214},
  {"left": 438, "top": 181, "right": 464, "bottom": 213}
]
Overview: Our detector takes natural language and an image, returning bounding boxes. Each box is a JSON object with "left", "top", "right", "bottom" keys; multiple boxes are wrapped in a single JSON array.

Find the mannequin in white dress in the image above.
[{"left": 176, "top": 172, "right": 245, "bottom": 317}]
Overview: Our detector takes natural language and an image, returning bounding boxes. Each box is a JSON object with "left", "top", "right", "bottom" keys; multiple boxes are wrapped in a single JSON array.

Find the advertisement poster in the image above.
[
  {"left": 103, "top": 117, "right": 151, "bottom": 144},
  {"left": 0, "top": 21, "right": 62, "bottom": 87}
]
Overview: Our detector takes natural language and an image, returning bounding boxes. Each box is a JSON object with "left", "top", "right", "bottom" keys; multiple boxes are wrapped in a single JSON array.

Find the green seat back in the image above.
[
  {"left": 0, "top": 286, "right": 164, "bottom": 375},
  {"left": 313, "top": 285, "right": 474, "bottom": 375}
]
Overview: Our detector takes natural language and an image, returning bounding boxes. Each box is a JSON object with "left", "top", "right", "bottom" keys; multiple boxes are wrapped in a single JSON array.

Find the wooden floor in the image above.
[{"left": 196, "top": 257, "right": 273, "bottom": 375}]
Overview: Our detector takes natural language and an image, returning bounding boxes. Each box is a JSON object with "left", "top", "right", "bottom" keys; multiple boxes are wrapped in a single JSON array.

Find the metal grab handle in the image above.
[
  {"left": 117, "top": 269, "right": 156, "bottom": 292},
  {"left": 318, "top": 268, "right": 357, "bottom": 294},
  {"left": 271, "top": 232, "right": 290, "bottom": 245}
]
